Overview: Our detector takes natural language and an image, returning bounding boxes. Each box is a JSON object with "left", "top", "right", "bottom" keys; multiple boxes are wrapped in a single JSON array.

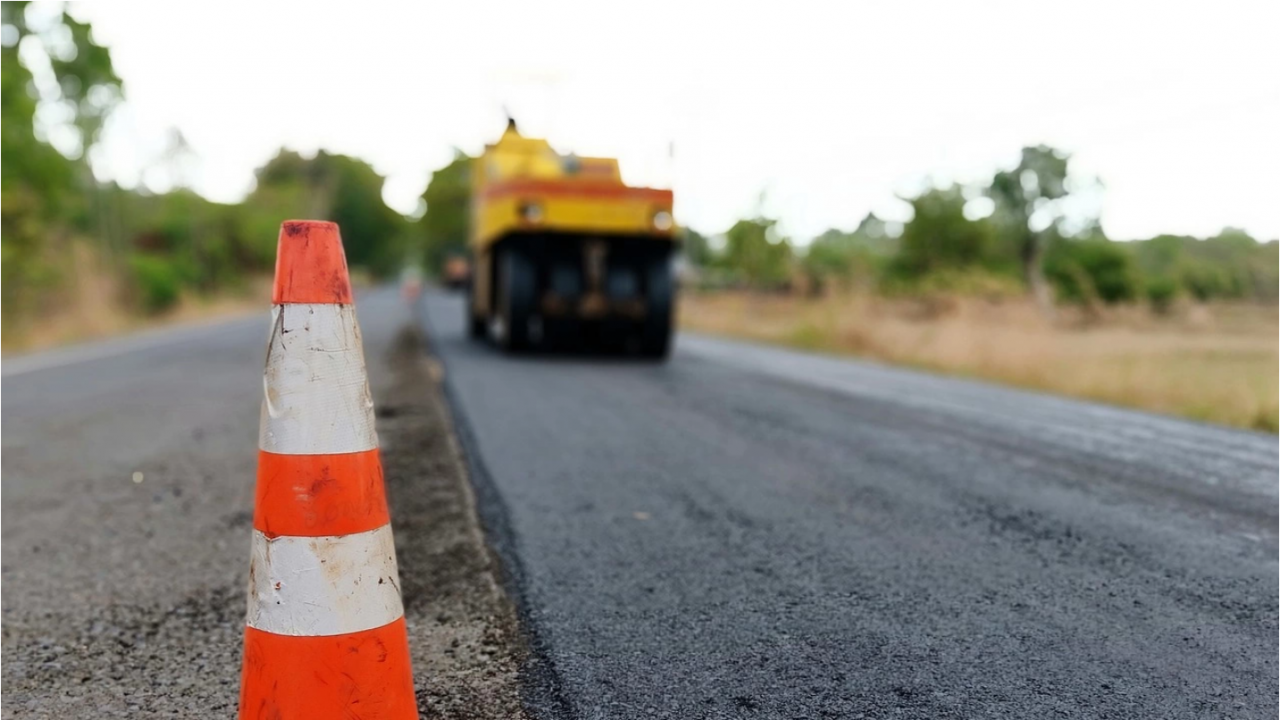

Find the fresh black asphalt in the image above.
[
  {"left": 3, "top": 287, "right": 1273, "bottom": 719},
  {"left": 420, "top": 288, "right": 1277, "bottom": 720}
]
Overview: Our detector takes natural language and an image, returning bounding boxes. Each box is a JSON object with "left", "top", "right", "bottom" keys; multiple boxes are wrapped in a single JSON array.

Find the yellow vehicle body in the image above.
[
  {"left": 471, "top": 128, "right": 674, "bottom": 249},
  {"left": 467, "top": 122, "right": 677, "bottom": 357}
]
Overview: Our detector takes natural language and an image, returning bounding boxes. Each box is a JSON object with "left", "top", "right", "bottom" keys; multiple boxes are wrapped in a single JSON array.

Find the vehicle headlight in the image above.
[
  {"left": 519, "top": 202, "right": 544, "bottom": 223},
  {"left": 652, "top": 210, "right": 674, "bottom": 231}
]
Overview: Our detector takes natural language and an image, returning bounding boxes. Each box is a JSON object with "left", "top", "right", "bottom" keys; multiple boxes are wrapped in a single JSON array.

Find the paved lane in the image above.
[
  {"left": 1, "top": 292, "right": 406, "bottom": 716},
  {"left": 421, "top": 289, "right": 1277, "bottom": 720}
]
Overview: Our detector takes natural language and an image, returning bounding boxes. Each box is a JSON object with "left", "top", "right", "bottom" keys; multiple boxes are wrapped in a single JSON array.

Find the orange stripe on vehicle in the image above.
[
  {"left": 272, "top": 220, "right": 354, "bottom": 304},
  {"left": 481, "top": 179, "right": 673, "bottom": 203},
  {"left": 238, "top": 618, "right": 417, "bottom": 720},
  {"left": 254, "top": 449, "right": 388, "bottom": 538}
]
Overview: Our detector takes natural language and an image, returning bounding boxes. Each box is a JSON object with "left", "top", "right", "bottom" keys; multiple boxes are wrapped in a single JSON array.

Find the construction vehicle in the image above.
[
  {"left": 442, "top": 254, "right": 470, "bottom": 290},
  {"left": 466, "top": 120, "right": 677, "bottom": 357}
]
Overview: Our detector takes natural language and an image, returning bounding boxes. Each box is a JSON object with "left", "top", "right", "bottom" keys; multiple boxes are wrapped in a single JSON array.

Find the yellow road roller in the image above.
[{"left": 467, "top": 120, "right": 677, "bottom": 357}]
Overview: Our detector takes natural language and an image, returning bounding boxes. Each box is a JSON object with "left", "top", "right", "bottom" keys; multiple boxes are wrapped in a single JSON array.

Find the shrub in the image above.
[
  {"left": 128, "top": 254, "right": 184, "bottom": 313},
  {"left": 1144, "top": 276, "right": 1179, "bottom": 313},
  {"left": 1045, "top": 238, "right": 1138, "bottom": 304},
  {"left": 894, "top": 187, "right": 996, "bottom": 278}
]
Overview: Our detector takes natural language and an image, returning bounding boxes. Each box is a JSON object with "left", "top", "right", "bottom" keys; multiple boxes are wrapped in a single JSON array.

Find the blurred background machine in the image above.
[
  {"left": 441, "top": 254, "right": 471, "bottom": 290},
  {"left": 466, "top": 120, "right": 677, "bottom": 357}
]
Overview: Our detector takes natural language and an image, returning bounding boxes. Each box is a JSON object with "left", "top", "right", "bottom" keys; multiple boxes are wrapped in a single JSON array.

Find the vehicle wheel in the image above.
[
  {"left": 640, "top": 254, "right": 674, "bottom": 359},
  {"left": 497, "top": 247, "right": 537, "bottom": 352}
]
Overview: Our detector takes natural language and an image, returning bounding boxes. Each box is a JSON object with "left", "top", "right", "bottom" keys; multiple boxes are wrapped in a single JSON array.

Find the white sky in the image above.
[{"left": 77, "top": 1, "right": 1278, "bottom": 242}]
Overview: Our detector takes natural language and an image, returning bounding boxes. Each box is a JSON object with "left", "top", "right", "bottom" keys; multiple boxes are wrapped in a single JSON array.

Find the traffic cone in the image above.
[{"left": 238, "top": 220, "right": 418, "bottom": 720}]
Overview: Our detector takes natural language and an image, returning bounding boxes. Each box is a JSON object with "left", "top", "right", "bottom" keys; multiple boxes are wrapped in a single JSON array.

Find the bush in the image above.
[
  {"left": 1180, "top": 264, "right": 1236, "bottom": 301},
  {"left": 894, "top": 187, "right": 996, "bottom": 278},
  {"left": 914, "top": 267, "right": 1025, "bottom": 298},
  {"left": 1144, "top": 276, "right": 1179, "bottom": 313},
  {"left": 1045, "top": 238, "right": 1138, "bottom": 304},
  {"left": 128, "top": 254, "right": 185, "bottom": 313}
]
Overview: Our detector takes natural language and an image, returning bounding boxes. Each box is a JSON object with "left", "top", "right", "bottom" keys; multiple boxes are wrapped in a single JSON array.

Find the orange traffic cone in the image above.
[{"left": 238, "top": 220, "right": 418, "bottom": 720}]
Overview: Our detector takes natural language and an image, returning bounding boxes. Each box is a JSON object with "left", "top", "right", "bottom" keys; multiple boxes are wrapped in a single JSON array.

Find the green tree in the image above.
[
  {"left": 680, "top": 227, "right": 715, "bottom": 268},
  {"left": 894, "top": 186, "right": 994, "bottom": 277},
  {"left": 987, "top": 146, "right": 1071, "bottom": 311},
  {"left": 2, "top": 2, "right": 122, "bottom": 322},
  {"left": 721, "top": 216, "right": 793, "bottom": 289},
  {"left": 1127, "top": 229, "right": 1278, "bottom": 303},
  {"left": 417, "top": 150, "right": 471, "bottom": 274},
  {"left": 112, "top": 187, "right": 256, "bottom": 306},
  {"left": 2, "top": 27, "right": 74, "bottom": 309},
  {"left": 1044, "top": 235, "right": 1138, "bottom": 305},
  {"left": 251, "top": 150, "right": 411, "bottom": 276},
  {"left": 801, "top": 213, "right": 897, "bottom": 293},
  {"left": 1190, "top": 228, "right": 1276, "bottom": 300}
]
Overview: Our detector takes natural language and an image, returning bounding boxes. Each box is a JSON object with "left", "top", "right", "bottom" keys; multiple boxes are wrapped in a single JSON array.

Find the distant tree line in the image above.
[
  {"left": 4, "top": 4, "right": 1274, "bottom": 341},
  {"left": 2, "top": 4, "right": 424, "bottom": 329},
  {"left": 676, "top": 147, "right": 1278, "bottom": 310}
]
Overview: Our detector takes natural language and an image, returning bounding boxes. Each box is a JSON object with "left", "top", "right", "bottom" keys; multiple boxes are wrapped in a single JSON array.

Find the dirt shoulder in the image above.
[{"left": 377, "top": 325, "right": 529, "bottom": 719}]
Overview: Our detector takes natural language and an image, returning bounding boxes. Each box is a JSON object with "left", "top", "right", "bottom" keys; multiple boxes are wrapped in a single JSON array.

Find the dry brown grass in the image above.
[
  {"left": 679, "top": 290, "right": 1279, "bottom": 433},
  {"left": 1, "top": 240, "right": 386, "bottom": 355},
  {"left": 2, "top": 246, "right": 272, "bottom": 355}
]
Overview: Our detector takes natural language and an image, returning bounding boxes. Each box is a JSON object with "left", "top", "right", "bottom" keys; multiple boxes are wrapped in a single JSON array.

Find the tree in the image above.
[
  {"left": 721, "top": 216, "right": 793, "bottom": 289},
  {"left": 2, "top": 2, "right": 122, "bottom": 322},
  {"left": 801, "top": 213, "right": 897, "bottom": 293},
  {"left": 250, "top": 150, "right": 411, "bottom": 276},
  {"left": 417, "top": 150, "right": 471, "bottom": 274},
  {"left": 894, "top": 186, "right": 994, "bottom": 277},
  {"left": 987, "top": 146, "right": 1071, "bottom": 311},
  {"left": 1126, "top": 229, "right": 1278, "bottom": 303},
  {"left": 2, "top": 2, "right": 121, "bottom": 160},
  {"left": 1044, "top": 235, "right": 1138, "bottom": 306},
  {"left": 680, "top": 227, "right": 715, "bottom": 268}
]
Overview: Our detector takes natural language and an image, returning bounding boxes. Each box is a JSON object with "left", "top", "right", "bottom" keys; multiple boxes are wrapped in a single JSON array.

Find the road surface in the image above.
[
  {"left": 2, "top": 287, "right": 1275, "bottom": 718},
  {"left": 1, "top": 290, "right": 525, "bottom": 718},
  {"left": 420, "top": 289, "right": 1277, "bottom": 719}
]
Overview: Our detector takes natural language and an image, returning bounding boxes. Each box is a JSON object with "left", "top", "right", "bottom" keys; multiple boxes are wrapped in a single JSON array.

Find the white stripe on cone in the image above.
[
  {"left": 259, "top": 304, "right": 378, "bottom": 455},
  {"left": 246, "top": 525, "right": 404, "bottom": 636}
]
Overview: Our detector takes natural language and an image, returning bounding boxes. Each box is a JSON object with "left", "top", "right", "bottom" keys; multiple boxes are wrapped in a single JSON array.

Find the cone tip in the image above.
[
  {"left": 273, "top": 220, "right": 352, "bottom": 304},
  {"left": 282, "top": 219, "right": 338, "bottom": 235}
]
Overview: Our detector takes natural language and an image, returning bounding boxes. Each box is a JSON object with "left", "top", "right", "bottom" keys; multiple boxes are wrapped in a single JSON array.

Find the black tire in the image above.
[
  {"left": 497, "top": 247, "right": 537, "bottom": 352},
  {"left": 640, "top": 254, "right": 674, "bottom": 359}
]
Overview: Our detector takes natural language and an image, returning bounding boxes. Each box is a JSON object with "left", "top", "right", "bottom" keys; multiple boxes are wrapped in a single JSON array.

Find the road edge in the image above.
[{"left": 413, "top": 296, "right": 578, "bottom": 720}]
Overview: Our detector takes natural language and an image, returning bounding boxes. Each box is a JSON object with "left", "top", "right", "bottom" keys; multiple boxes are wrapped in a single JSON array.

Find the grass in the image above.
[
  {"left": 2, "top": 283, "right": 272, "bottom": 355},
  {"left": 1, "top": 245, "right": 274, "bottom": 355},
  {"left": 678, "top": 290, "right": 1279, "bottom": 433}
]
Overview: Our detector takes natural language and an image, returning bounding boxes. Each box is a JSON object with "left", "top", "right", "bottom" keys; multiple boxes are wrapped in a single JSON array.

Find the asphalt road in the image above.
[
  {"left": 1, "top": 289, "right": 528, "bottom": 718},
  {"left": 3, "top": 305, "right": 284, "bottom": 716},
  {"left": 420, "top": 289, "right": 1278, "bottom": 719},
  {"left": 3, "top": 287, "right": 1275, "bottom": 719}
]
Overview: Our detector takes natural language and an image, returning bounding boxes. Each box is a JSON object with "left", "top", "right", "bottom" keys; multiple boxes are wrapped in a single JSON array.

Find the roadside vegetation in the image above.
[
  {"left": 3, "top": 5, "right": 1274, "bottom": 431},
  {"left": 675, "top": 153, "right": 1277, "bottom": 432},
  {"left": 2, "top": 5, "right": 430, "bottom": 350},
  {"left": 680, "top": 293, "right": 1277, "bottom": 432}
]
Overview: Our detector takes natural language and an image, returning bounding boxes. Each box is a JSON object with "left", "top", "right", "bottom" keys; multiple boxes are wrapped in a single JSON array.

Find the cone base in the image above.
[{"left": 239, "top": 617, "right": 418, "bottom": 720}]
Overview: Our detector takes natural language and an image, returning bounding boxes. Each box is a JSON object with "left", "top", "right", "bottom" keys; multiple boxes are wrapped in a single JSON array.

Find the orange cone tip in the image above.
[{"left": 272, "top": 220, "right": 354, "bottom": 304}]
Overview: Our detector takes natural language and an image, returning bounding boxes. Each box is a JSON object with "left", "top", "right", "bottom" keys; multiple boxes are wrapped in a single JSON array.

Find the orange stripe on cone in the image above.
[
  {"left": 254, "top": 449, "right": 388, "bottom": 538},
  {"left": 239, "top": 619, "right": 417, "bottom": 720},
  {"left": 240, "top": 220, "right": 417, "bottom": 719},
  {"left": 272, "top": 220, "right": 354, "bottom": 304}
]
